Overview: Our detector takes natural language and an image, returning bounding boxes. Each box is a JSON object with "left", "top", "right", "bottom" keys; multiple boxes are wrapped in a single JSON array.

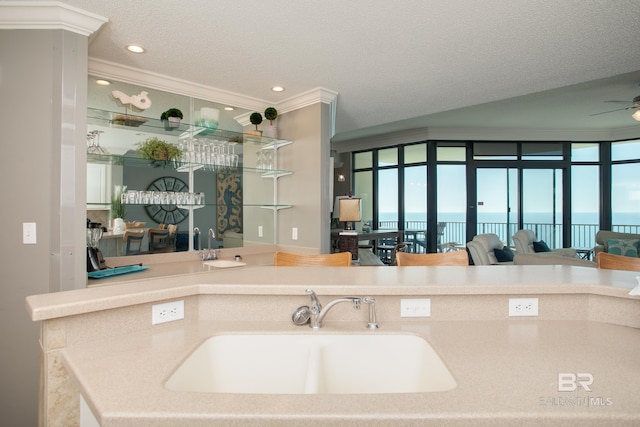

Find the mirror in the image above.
[{"left": 86, "top": 76, "right": 280, "bottom": 257}]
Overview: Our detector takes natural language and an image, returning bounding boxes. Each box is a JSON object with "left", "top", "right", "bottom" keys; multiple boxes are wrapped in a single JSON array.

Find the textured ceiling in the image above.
[{"left": 59, "top": 0, "right": 640, "bottom": 142}]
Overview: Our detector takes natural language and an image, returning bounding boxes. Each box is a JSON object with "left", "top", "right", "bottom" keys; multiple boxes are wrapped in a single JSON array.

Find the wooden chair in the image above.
[
  {"left": 596, "top": 252, "right": 640, "bottom": 272},
  {"left": 396, "top": 250, "right": 469, "bottom": 266},
  {"left": 123, "top": 230, "right": 144, "bottom": 255},
  {"left": 274, "top": 251, "right": 352, "bottom": 266},
  {"left": 148, "top": 228, "right": 171, "bottom": 253}
]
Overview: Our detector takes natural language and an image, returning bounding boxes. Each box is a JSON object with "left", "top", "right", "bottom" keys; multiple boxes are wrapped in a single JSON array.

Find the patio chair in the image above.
[{"left": 436, "top": 222, "right": 446, "bottom": 251}]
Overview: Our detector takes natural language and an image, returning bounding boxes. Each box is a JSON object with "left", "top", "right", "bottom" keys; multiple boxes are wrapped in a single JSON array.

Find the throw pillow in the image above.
[
  {"left": 606, "top": 239, "right": 640, "bottom": 257},
  {"left": 533, "top": 240, "right": 551, "bottom": 252},
  {"left": 494, "top": 246, "right": 515, "bottom": 262}
]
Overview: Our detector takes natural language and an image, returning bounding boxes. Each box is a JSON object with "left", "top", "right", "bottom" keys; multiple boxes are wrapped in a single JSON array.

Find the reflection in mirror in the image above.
[{"left": 85, "top": 76, "right": 281, "bottom": 257}]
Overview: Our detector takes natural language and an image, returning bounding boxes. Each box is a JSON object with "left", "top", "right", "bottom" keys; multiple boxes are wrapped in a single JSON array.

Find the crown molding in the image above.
[
  {"left": 276, "top": 87, "right": 339, "bottom": 115},
  {"left": 234, "top": 88, "right": 340, "bottom": 126},
  {"left": 90, "top": 58, "right": 338, "bottom": 119},
  {"left": 88, "top": 58, "right": 269, "bottom": 111},
  {"left": 0, "top": 1, "right": 107, "bottom": 36}
]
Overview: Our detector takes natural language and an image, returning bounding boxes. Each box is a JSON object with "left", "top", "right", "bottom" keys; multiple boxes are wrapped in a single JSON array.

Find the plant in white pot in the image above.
[
  {"left": 111, "top": 185, "right": 127, "bottom": 233},
  {"left": 160, "top": 108, "right": 183, "bottom": 130},
  {"left": 247, "top": 112, "right": 263, "bottom": 136},
  {"left": 264, "top": 106, "right": 278, "bottom": 138}
]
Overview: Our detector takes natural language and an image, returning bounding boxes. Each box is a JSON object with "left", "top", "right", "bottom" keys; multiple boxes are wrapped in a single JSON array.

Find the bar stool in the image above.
[
  {"left": 123, "top": 231, "right": 144, "bottom": 255},
  {"left": 148, "top": 228, "right": 170, "bottom": 253}
]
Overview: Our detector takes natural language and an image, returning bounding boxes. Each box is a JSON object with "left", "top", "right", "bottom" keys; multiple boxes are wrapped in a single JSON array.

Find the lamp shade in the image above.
[
  {"left": 338, "top": 198, "right": 361, "bottom": 223},
  {"left": 633, "top": 109, "right": 640, "bottom": 122}
]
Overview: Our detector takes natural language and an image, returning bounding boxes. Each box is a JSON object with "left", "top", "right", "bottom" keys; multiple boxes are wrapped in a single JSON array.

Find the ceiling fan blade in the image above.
[{"left": 589, "top": 107, "right": 630, "bottom": 116}]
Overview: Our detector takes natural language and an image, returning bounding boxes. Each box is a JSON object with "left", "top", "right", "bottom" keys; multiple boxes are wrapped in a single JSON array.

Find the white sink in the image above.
[
  {"left": 202, "top": 259, "right": 246, "bottom": 268},
  {"left": 165, "top": 334, "right": 456, "bottom": 394}
]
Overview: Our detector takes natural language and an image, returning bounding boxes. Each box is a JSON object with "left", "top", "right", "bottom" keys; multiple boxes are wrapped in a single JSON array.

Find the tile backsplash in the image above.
[{"left": 86, "top": 209, "right": 109, "bottom": 228}]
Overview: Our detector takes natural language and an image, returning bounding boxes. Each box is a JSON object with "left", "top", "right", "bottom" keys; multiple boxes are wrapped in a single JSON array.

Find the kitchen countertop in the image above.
[
  {"left": 62, "top": 319, "right": 640, "bottom": 426},
  {"left": 32, "top": 261, "right": 640, "bottom": 321},
  {"left": 26, "top": 258, "right": 640, "bottom": 426}
]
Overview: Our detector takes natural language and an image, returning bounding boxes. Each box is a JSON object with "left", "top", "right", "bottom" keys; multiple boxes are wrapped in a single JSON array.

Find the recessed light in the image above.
[
  {"left": 126, "top": 44, "right": 145, "bottom": 53},
  {"left": 95, "top": 79, "right": 111, "bottom": 86},
  {"left": 271, "top": 86, "right": 285, "bottom": 92},
  {"left": 224, "top": 107, "right": 234, "bottom": 111}
]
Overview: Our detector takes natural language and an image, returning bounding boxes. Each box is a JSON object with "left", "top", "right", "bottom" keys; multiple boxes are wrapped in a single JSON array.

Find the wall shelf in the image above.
[{"left": 87, "top": 108, "right": 294, "bottom": 249}]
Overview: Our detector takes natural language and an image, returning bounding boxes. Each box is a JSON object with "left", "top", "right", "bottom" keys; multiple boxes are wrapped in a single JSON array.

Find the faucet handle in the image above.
[
  {"left": 363, "top": 296, "right": 379, "bottom": 330},
  {"left": 292, "top": 305, "right": 311, "bottom": 326},
  {"left": 306, "top": 289, "right": 321, "bottom": 313}
]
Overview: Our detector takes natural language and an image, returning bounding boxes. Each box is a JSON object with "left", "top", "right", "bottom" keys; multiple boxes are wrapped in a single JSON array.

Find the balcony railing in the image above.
[{"left": 377, "top": 221, "right": 639, "bottom": 253}]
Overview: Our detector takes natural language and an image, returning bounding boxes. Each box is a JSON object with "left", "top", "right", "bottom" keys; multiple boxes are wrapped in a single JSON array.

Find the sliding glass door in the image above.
[
  {"left": 475, "top": 167, "right": 563, "bottom": 248},
  {"left": 475, "top": 168, "right": 518, "bottom": 244},
  {"left": 522, "top": 168, "right": 564, "bottom": 249}
]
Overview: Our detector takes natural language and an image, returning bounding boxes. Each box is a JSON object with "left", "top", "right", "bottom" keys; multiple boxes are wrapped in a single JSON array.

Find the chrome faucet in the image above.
[
  {"left": 363, "top": 296, "right": 379, "bottom": 330},
  {"left": 201, "top": 228, "right": 218, "bottom": 261},
  {"left": 292, "top": 289, "right": 378, "bottom": 330},
  {"left": 193, "top": 227, "right": 201, "bottom": 251}
]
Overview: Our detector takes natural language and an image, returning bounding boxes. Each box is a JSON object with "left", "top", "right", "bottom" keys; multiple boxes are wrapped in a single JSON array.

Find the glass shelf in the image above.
[
  {"left": 87, "top": 152, "right": 292, "bottom": 176},
  {"left": 88, "top": 108, "right": 292, "bottom": 146},
  {"left": 87, "top": 201, "right": 292, "bottom": 208},
  {"left": 87, "top": 107, "right": 293, "bottom": 250}
]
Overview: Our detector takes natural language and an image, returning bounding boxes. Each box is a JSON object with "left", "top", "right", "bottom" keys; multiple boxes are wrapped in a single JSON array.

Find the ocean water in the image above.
[{"left": 378, "top": 212, "right": 639, "bottom": 226}]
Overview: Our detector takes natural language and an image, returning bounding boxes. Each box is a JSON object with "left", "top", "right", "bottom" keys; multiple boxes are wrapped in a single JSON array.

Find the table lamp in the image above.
[{"left": 338, "top": 197, "right": 361, "bottom": 231}]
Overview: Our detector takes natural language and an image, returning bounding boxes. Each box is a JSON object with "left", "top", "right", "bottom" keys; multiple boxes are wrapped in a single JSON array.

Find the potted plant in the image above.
[
  {"left": 111, "top": 185, "right": 126, "bottom": 233},
  {"left": 264, "top": 107, "right": 278, "bottom": 138},
  {"left": 264, "top": 107, "right": 278, "bottom": 125},
  {"left": 246, "top": 112, "right": 263, "bottom": 136},
  {"left": 136, "top": 137, "right": 182, "bottom": 163},
  {"left": 160, "top": 108, "right": 183, "bottom": 130}
]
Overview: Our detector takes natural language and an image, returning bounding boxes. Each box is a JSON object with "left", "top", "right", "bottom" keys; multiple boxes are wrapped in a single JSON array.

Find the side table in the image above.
[{"left": 575, "top": 248, "right": 593, "bottom": 260}]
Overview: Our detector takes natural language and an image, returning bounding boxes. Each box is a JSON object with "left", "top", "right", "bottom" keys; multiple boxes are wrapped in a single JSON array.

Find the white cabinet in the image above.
[{"left": 86, "top": 163, "right": 109, "bottom": 207}]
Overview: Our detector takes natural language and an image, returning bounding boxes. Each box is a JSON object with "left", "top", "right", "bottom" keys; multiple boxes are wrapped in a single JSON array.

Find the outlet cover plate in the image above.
[
  {"left": 152, "top": 300, "right": 185, "bottom": 325},
  {"left": 401, "top": 298, "right": 431, "bottom": 317},
  {"left": 508, "top": 297, "right": 539, "bottom": 317}
]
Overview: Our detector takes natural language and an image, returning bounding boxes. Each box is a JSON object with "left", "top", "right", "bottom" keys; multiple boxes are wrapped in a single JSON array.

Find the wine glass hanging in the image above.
[{"left": 176, "top": 138, "right": 239, "bottom": 172}]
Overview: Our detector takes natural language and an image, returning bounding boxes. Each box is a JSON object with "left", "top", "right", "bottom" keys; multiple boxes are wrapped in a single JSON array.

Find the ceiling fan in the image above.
[{"left": 590, "top": 95, "right": 640, "bottom": 117}]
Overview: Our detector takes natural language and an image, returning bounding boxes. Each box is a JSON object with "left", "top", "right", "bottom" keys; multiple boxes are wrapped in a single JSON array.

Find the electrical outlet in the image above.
[
  {"left": 292, "top": 227, "right": 298, "bottom": 240},
  {"left": 401, "top": 298, "right": 431, "bottom": 317},
  {"left": 258, "top": 225, "right": 263, "bottom": 237},
  {"left": 152, "top": 300, "right": 184, "bottom": 325},
  {"left": 508, "top": 298, "right": 539, "bottom": 317}
]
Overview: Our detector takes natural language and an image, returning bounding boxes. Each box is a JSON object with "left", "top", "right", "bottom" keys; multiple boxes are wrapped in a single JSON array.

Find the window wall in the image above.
[
  {"left": 571, "top": 143, "right": 600, "bottom": 248},
  {"left": 350, "top": 139, "right": 640, "bottom": 254},
  {"left": 611, "top": 140, "right": 640, "bottom": 232}
]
